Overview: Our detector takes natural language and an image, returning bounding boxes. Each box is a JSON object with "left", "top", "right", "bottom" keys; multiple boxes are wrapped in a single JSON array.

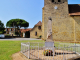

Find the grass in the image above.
[
  {"left": 54, "top": 42, "right": 80, "bottom": 53},
  {"left": 0, "top": 40, "right": 44, "bottom": 60},
  {"left": 0, "top": 40, "right": 80, "bottom": 60}
]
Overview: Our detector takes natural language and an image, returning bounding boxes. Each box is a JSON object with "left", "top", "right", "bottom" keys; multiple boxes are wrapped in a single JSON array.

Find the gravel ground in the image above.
[
  {"left": 12, "top": 52, "right": 33, "bottom": 60},
  {"left": 19, "top": 50, "right": 79, "bottom": 60},
  {"left": 0, "top": 38, "right": 41, "bottom": 40}
]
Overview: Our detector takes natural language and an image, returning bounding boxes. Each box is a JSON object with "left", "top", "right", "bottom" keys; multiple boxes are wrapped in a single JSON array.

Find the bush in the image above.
[
  {"left": 39, "top": 35, "right": 42, "bottom": 38},
  {"left": 0, "top": 30, "right": 6, "bottom": 34},
  {"left": 5, "top": 34, "right": 10, "bottom": 36},
  {"left": 15, "top": 32, "right": 20, "bottom": 35},
  {"left": 43, "top": 50, "right": 53, "bottom": 56},
  {"left": 0, "top": 32, "right": 3, "bottom": 34}
]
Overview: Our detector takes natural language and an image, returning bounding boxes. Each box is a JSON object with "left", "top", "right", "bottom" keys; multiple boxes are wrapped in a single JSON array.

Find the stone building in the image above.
[
  {"left": 20, "top": 28, "right": 32, "bottom": 38},
  {"left": 5, "top": 28, "right": 17, "bottom": 36},
  {"left": 42, "top": 0, "right": 80, "bottom": 42},
  {"left": 5, "top": 28, "right": 32, "bottom": 37},
  {"left": 30, "top": 21, "right": 42, "bottom": 38}
]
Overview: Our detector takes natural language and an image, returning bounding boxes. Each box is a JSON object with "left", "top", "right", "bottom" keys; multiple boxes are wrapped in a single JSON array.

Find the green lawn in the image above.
[
  {"left": 0, "top": 40, "right": 44, "bottom": 60},
  {"left": 0, "top": 40, "right": 80, "bottom": 60}
]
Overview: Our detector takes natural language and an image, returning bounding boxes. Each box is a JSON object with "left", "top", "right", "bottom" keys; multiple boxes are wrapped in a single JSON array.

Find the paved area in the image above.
[{"left": 0, "top": 38, "right": 41, "bottom": 40}]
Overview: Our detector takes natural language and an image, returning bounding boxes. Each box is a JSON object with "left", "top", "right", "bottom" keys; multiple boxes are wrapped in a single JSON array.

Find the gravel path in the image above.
[
  {"left": 24, "top": 50, "right": 77, "bottom": 60},
  {"left": 12, "top": 50, "right": 79, "bottom": 60},
  {"left": 12, "top": 52, "right": 33, "bottom": 60}
]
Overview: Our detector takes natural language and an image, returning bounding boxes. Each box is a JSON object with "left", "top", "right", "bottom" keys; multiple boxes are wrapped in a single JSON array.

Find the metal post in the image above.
[
  {"left": 21, "top": 43, "right": 22, "bottom": 52},
  {"left": 53, "top": 45, "right": 54, "bottom": 60},
  {"left": 28, "top": 42, "right": 30, "bottom": 59},
  {"left": 63, "top": 45, "right": 65, "bottom": 60},
  {"left": 38, "top": 43, "right": 39, "bottom": 59},
  {"left": 75, "top": 43, "right": 76, "bottom": 53},
  {"left": 24, "top": 44, "right": 25, "bottom": 52}
]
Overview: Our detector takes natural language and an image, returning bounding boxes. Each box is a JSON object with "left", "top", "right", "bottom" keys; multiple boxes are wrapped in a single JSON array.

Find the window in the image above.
[
  {"left": 52, "top": 0, "right": 54, "bottom": 2},
  {"left": 9, "top": 28, "right": 13, "bottom": 31},
  {"left": 9, "top": 29, "right": 11, "bottom": 31},
  {"left": 11, "top": 28, "right": 12, "bottom": 31},
  {"left": 38, "top": 26, "right": 41, "bottom": 30},
  {"left": 35, "top": 32, "right": 37, "bottom": 36},
  {"left": 58, "top": 0, "right": 61, "bottom": 2}
]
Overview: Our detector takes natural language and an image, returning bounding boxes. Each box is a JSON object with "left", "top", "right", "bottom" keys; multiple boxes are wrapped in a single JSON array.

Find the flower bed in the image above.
[{"left": 43, "top": 50, "right": 53, "bottom": 56}]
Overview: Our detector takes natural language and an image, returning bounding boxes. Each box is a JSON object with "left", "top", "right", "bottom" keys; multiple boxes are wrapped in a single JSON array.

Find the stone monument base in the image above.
[{"left": 45, "top": 41, "right": 55, "bottom": 56}]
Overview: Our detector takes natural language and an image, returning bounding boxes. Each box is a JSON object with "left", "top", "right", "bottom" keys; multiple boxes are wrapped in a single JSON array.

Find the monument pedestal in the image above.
[
  {"left": 45, "top": 41, "right": 55, "bottom": 56},
  {"left": 44, "top": 17, "right": 55, "bottom": 56}
]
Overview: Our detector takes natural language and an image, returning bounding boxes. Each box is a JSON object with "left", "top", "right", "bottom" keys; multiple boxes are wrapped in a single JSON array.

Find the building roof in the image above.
[
  {"left": 20, "top": 28, "right": 32, "bottom": 33},
  {"left": 35, "top": 21, "right": 42, "bottom": 26},
  {"left": 68, "top": 4, "right": 80, "bottom": 15},
  {"left": 30, "top": 21, "right": 42, "bottom": 31}
]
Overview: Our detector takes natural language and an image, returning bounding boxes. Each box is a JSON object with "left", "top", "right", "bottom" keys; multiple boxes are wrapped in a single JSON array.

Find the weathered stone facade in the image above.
[
  {"left": 30, "top": 21, "right": 42, "bottom": 38},
  {"left": 42, "top": 0, "right": 80, "bottom": 42}
]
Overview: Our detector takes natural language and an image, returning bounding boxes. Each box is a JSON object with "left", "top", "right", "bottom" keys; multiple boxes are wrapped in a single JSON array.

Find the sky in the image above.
[{"left": 0, "top": 0, "right": 80, "bottom": 28}]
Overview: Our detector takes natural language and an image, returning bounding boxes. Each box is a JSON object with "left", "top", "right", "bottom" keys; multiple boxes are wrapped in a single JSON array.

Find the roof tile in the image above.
[
  {"left": 35, "top": 21, "right": 42, "bottom": 26},
  {"left": 20, "top": 28, "right": 32, "bottom": 33},
  {"left": 68, "top": 4, "right": 80, "bottom": 15}
]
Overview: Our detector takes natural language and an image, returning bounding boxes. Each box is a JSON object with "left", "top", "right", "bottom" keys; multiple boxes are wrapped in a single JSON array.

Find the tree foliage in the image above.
[
  {"left": 0, "top": 20, "right": 5, "bottom": 34},
  {"left": 6, "top": 19, "right": 29, "bottom": 28},
  {"left": 6, "top": 19, "right": 29, "bottom": 36}
]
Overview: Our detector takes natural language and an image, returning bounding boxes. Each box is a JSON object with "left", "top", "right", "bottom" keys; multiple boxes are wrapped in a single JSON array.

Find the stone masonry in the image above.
[
  {"left": 30, "top": 21, "right": 42, "bottom": 38},
  {"left": 42, "top": 0, "right": 80, "bottom": 42}
]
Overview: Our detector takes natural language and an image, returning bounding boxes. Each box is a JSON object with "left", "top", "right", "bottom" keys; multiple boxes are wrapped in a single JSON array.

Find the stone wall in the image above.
[
  {"left": 42, "top": 0, "right": 80, "bottom": 42},
  {"left": 30, "top": 26, "right": 42, "bottom": 38},
  {"left": 42, "top": 7, "right": 45, "bottom": 40},
  {"left": 73, "top": 16, "right": 80, "bottom": 42}
]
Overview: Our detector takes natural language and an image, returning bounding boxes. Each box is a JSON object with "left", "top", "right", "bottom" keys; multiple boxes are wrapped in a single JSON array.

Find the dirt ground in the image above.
[
  {"left": 12, "top": 52, "right": 33, "bottom": 60},
  {"left": 27, "top": 50, "right": 77, "bottom": 60},
  {"left": 12, "top": 50, "right": 79, "bottom": 60}
]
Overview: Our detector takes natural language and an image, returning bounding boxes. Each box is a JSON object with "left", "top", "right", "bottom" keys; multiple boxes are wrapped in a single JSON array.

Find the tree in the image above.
[
  {"left": 0, "top": 20, "right": 5, "bottom": 34},
  {"left": 6, "top": 19, "right": 29, "bottom": 36},
  {"left": 6, "top": 19, "right": 29, "bottom": 28}
]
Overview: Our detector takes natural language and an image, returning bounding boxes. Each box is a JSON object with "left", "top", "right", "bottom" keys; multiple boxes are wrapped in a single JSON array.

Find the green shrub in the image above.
[
  {"left": 5, "top": 34, "right": 10, "bottom": 36},
  {"left": 39, "top": 35, "right": 42, "bottom": 38},
  {"left": 15, "top": 32, "right": 20, "bottom": 35}
]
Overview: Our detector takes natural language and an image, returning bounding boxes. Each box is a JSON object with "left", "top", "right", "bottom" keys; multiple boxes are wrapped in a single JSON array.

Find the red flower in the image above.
[{"left": 49, "top": 51, "right": 51, "bottom": 52}]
